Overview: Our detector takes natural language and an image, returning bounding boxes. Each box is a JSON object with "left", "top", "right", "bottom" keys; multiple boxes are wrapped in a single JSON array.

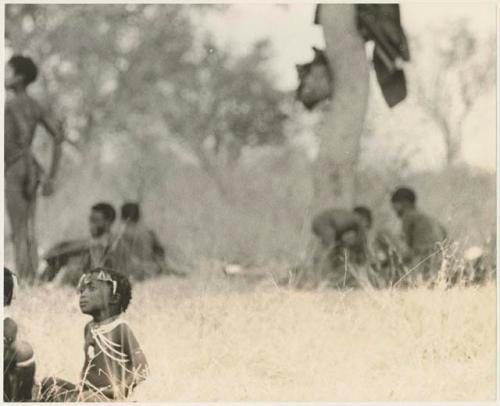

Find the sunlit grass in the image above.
[{"left": 9, "top": 263, "right": 495, "bottom": 402}]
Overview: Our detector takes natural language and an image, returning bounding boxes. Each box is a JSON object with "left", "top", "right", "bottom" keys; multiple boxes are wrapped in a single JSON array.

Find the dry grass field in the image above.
[
  {"left": 5, "top": 162, "right": 496, "bottom": 402},
  {"left": 9, "top": 264, "right": 495, "bottom": 402}
]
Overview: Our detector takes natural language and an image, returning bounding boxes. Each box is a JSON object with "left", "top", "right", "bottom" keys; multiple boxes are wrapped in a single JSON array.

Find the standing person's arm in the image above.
[{"left": 38, "top": 104, "right": 64, "bottom": 196}]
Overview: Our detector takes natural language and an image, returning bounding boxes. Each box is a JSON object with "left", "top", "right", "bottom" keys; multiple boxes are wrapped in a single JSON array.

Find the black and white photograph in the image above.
[{"left": 3, "top": 2, "right": 496, "bottom": 402}]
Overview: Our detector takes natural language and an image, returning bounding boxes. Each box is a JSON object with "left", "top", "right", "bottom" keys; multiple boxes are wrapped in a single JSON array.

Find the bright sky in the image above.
[
  {"left": 204, "top": 3, "right": 496, "bottom": 172},
  {"left": 205, "top": 3, "right": 495, "bottom": 89}
]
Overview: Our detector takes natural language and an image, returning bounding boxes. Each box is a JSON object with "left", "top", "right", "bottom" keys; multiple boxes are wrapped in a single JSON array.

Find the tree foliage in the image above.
[
  {"left": 411, "top": 20, "right": 495, "bottom": 166},
  {"left": 6, "top": 4, "right": 287, "bottom": 194}
]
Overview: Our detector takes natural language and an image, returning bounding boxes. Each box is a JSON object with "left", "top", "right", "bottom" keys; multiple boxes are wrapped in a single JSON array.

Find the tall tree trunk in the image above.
[{"left": 314, "top": 5, "right": 370, "bottom": 210}]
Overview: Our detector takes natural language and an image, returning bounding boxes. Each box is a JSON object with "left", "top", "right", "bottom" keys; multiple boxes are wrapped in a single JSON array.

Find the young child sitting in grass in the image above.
[
  {"left": 40, "top": 268, "right": 149, "bottom": 402},
  {"left": 4, "top": 267, "right": 36, "bottom": 402}
]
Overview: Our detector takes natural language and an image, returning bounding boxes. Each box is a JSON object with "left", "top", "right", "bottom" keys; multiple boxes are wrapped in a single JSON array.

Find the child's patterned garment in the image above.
[
  {"left": 82, "top": 317, "right": 149, "bottom": 399},
  {"left": 40, "top": 316, "right": 148, "bottom": 402}
]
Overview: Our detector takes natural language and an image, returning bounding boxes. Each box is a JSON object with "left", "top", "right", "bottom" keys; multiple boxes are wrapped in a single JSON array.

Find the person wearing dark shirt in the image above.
[
  {"left": 40, "top": 268, "right": 148, "bottom": 402},
  {"left": 391, "top": 187, "right": 447, "bottom": 282}
]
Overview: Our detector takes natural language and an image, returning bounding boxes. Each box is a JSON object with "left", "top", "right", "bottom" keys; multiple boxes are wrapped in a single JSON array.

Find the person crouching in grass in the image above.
[
  {"left": 40, "top": 268, "right": 149, "bottom": 402},
  {"left": 4, "top": 267, "right": 36, "bottom": 402}
]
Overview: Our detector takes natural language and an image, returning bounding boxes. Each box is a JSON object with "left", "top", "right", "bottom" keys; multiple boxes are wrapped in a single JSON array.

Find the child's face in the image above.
[{"left": 79, "top": 274, "right": 113, "bottom": 316}]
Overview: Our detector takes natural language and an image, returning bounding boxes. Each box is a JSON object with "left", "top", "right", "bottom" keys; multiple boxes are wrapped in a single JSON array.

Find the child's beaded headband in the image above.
[{"left": 77, "top": 268, "right": 118, "bottom": 295}]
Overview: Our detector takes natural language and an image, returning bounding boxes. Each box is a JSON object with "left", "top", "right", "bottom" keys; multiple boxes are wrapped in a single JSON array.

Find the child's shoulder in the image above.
[{"left": 97, "top": 318, "right": 139, "bottom": 347}]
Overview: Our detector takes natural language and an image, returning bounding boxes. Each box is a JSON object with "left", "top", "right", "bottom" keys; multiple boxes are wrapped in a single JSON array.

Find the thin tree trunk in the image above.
[
  {"left": 314, "top": 5, "right": 370, "bottom": 210},
  {"left": 192, "top": 142, "right": 231, "bottom": 198}
]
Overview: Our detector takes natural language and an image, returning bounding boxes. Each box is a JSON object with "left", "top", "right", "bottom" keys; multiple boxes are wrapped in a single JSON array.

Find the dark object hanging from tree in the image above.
[
  {"left": 297, "top": 4, "right": 410, "bottom": 109},
  {"left": 356, "top": 4, "right": 410, "bottom": 107},
  {"left": 295, "top": 47, "right": 332, "bottom": 110}
]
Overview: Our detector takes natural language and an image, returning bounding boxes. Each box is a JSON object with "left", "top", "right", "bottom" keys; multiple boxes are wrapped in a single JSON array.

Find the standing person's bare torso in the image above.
[{"left": 5, "top": 94, "right": 42, "bottom": 169}]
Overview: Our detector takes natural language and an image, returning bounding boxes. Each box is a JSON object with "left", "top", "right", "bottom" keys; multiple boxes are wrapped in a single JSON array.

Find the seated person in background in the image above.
[
  {"left": 312, "top": 206, "right": 371, "bottom": 263},
  {"left": 40, "top": 268, "right": 148, "bottom": 402},
  {"left": 41, "top": 238, "right": 90, "bottom": 283},
  {"left": 46, "top": 202, "right": 130, "bottom": 286},
  {"left": 4, "top": 267, "right": 36, "bottom": 402},
  {"left": 87, "top": 202, "right": 122, "bottom": 269},
  {"left": 390, "top": 187, "right": 448, "bottom": 282},
  {"left": 120, "top": 202, "right": 186, "bottom": 279}
]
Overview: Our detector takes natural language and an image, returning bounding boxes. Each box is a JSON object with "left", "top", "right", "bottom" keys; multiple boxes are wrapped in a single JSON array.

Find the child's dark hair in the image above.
[
  {"left": 91, "top": 202, "right": 116, "bottom": 223},
  {"left": 8, "top": 55, "right": 38, "bottom": 86},
  {"left": 354, "top": 206, "right": 372, "bottom": 228},
  {"left": 4, "top": 267, "right": 14, "bottom": 306},
  {"left": 121, "top": 202, "right": 140, "bottom": 223},
  {"left": 391, "top": 187, "right": 417, "bottom": 205},
  {"left": 89, "top": 268, "right": 132, "bottom": 313}
]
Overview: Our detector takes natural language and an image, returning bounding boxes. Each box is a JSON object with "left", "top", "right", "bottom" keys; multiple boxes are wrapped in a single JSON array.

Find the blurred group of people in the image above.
[
  {"left": 4, "top": 53, "right": 184, "bottom": 287},
  {"left": 41, "top": 201, "right": 185, "bottom": 286},
  {"left": 4, "top": 53, "right": 494, "bottom": 292},
  {"left": 305, "top": 186, "right": 450, "bottom": 288}
]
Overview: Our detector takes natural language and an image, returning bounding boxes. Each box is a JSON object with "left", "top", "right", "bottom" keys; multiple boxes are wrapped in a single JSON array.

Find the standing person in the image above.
[
  {"left": 5, "top": 55, "right": 63, "bottom": 283},
  {"left": 390, "top": 187, "right": 448, "bottom": 283}
]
